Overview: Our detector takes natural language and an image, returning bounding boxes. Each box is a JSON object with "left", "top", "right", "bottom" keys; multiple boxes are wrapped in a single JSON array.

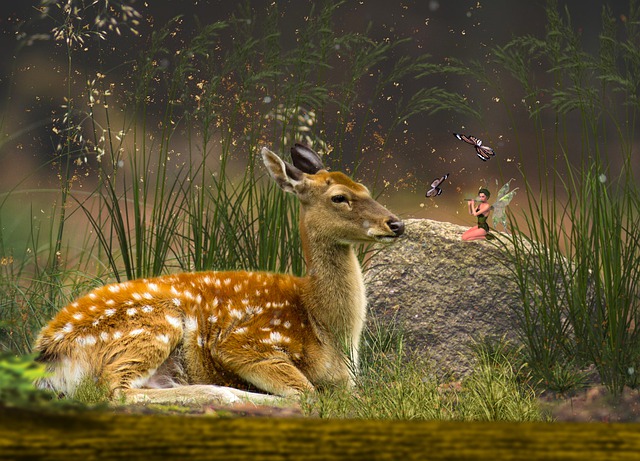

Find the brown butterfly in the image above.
[
  {"left": 453, "top": 133, "right": 496, "bottom": 161},
  {"left": 426, "top": 173, "right": 449, "bottom": 197}
]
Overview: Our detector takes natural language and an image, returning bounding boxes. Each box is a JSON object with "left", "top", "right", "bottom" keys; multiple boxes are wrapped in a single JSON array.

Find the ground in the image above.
[
  {"left": 112, "top": 385, "right": 640, "bottom": 422},
  {"left": 540, "top": 385, "right": 640, "bottom": 422}
]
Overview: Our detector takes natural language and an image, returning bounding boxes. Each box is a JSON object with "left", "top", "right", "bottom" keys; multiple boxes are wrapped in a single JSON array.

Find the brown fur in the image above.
[{"left": 34, "top": 147, "right": 403, "bottom": 398}]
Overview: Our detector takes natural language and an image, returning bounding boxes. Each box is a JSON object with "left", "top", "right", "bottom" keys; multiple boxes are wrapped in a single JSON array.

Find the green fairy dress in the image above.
[{"left": 476, "top": 209, "right": 495, "bottom": 240}]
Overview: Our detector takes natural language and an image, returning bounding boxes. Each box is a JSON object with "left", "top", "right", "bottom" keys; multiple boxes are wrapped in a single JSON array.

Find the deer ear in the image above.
[
  {"left": 261, "top": 147, "right": 304, "bottom": 193},
  {"left": 291, "top": 143, "right": 324, "bottom": 174}
]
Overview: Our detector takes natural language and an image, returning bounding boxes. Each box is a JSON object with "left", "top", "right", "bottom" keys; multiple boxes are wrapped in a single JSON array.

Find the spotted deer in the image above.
[{"left": 34, "top": 144, "right": 404, "bottom": 400}]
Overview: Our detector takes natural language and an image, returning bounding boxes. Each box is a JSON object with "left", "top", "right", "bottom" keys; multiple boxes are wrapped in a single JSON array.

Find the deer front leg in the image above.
[{"left": 216, "top": 347, "right": 314, "bottom": 397}]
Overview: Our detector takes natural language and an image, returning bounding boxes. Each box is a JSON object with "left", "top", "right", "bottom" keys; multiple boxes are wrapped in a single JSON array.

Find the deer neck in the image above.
[{"left": 299, "top": 213, "right": 366, "bottom": 354}]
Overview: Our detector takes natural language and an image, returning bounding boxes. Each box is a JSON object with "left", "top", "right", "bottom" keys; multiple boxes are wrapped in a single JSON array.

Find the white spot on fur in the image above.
[
  {"left": 100, "top": 331, "right": 109, "bottom": 341},
  {"left": 62, "top": 323, "right": 74, "bottom": 333},
  {"left": 197, "top": 336, "right": 204, "bottom": 347},
  {"left": 53, "top": 332, "right": 65, "bottom": 341},
  {"left": 89, "top": 306, "right": 97, "bottom": 312},
  {"left": 271, "top": 318, "right": 281, "bottom": 326},
  {"left": 141, "top": 305, "right": 153, "bottom": 313},
  {"left": 246, "top": 305, "right": 263, "bottom": 315},
  {"left": 104, "top": 308, "right": 116, "bottom": 317},
  {"left": 127, "top": 308, "right": 137, "bottom": 316},
  {"left": 185, "top": 316, "right": 197, "bottom": 332},
  {"left": 263, "top": 331, "right": 290, "bottom": 344},
  {"left": 207, "top": 314, "right": 218, "bottom": 323},
  {"left": 283, "top": 321, "right": 291, "bottom": 329},
  {"left": 156, "top": 334, "right": 170, "bottom": 344},
  {"left": 235, "top": 327, "right": 248, "bottom": 335},
  {"left": 113, "top": 331, "right": 123, "bottom": 339},
  {"left": 230, "top": 309, "right": 243, "bottom": 320},
  {"left": 71, "top": 302, "right": 79, "bottom": 308},
  {"left": 132, "top": 293, "right": 142, "bottom": 301},
  {"left": 130, "top": 328, "right": 145, "bottom": 336},
  {"left": 76, "top": 335, "right": 97, "bottom": 346},
  {"left": 172, "top": 298, "right": 182, "bottom": 307},
  {"left": 89, "top": 293, "right": 97, "bottom": 300},
  {"left": 92, "top": 320, "right": 100, "bottom": 327},
  {"left": 72, "top": 313, "right": 83, "bottom": 321},
  {"left": 105, "top": 299, "right": 115, "bottom": 306},
  {"left": 214, "top": 279, "right": 222, "bottom": 287},
  {"left": 170, "top": 286, "right": 179, "bottom": 295},
  {"left": 108, "top": 285, "right": 121, "bottom": 293},
  {"left": 233, "top": 284, "right": 243, "bottom": 293},
  {"left": 165, "top": 314, "right": 182, "bottom": 328},
  {"left": 147, "top": 283, "right": 159, "bottom": 292},
  {"left": 143, "top": 292, "right": 153, "bottom": 300},
  {"left": 223, "top": 278, "right": 231, "bottom": 286}
]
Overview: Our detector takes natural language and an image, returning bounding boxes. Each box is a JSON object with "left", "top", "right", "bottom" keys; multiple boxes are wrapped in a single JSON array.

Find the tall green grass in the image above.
[
  {"left": 0, "top": 1, "right": 475, "bottom": 354},
  {"left": 301, "top": 332, "right": 543, "bottom": 421},
  {"left": 442, "top": 0, "right": 640, "bottom": 396}
]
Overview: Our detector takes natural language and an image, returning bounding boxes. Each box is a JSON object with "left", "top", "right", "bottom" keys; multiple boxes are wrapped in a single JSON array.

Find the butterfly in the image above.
[
  {"left": 425, "top": 173, "right": 449, "bottom": 197},
  {"left": 453, "top": 133, "right": 496, "bottom": 161},
  {"left": 491, "top": 178, "right": 518, "bottom": 232}
]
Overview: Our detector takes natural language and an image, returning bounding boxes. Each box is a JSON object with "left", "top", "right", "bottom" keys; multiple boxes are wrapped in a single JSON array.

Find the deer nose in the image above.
[{"left": 387, "top": 219, "right": 404, "bottom": 237}]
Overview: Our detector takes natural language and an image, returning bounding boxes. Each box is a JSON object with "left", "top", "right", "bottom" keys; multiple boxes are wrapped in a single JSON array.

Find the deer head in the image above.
[{"left": 261, "top": 144, "right": 404, "bottom": 245}]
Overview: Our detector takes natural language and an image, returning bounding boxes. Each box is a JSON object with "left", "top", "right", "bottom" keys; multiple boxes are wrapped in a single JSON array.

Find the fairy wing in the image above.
[
  {"left": 491, "top": 179, "right": 518, "bottom": 230},
  {"left": 496, "top": 179, "right": 513, "bottom": 199}
]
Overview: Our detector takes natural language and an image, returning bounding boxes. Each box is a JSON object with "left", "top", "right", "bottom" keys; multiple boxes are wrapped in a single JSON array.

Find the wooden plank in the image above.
[{"left": 1, "top": 406, "right": 639, "bottom": 460}]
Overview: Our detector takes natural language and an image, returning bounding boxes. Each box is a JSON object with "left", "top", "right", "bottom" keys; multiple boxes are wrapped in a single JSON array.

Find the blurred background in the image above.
[{"left": 0, "top": 0, "right": 636, "bottom": 228}]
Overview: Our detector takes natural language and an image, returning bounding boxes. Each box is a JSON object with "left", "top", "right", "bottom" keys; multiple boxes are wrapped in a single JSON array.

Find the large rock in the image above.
[{"left": 364, "top": 218, "right": 523, "bottom": 378}]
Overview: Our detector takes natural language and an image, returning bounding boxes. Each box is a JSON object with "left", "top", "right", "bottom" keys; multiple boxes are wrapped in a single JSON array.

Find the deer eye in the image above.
[{"left": 331, "top": 195, "right": 348, "bottom": 204}]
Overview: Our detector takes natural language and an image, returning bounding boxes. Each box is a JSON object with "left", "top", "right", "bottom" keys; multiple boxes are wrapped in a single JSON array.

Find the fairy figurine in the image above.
[{"left": 462, "top": 187, "right": 494, "bottom": 241}]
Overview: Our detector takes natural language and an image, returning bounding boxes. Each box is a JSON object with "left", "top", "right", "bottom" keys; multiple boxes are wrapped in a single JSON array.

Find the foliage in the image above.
[
  {"left": 301, "top": 332, "right": 543, "bottom": 421},
  {"left": 0, "top": 1, "right": 474, "bottom": 354},
  {"left": 478, "top": 0, "right": 640, "bottom": 396},
  {"left": 70, "top": 376, "right": 111, "bottom": 406},
  {"left": 0, "top": 353, "right": 55, "bottom": 408},
  {"left": 457, "top": 337, "right": 543, "bottom": 421},
  {"left": 407, "top": 0, "right": 640, "bottom": 397}
]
